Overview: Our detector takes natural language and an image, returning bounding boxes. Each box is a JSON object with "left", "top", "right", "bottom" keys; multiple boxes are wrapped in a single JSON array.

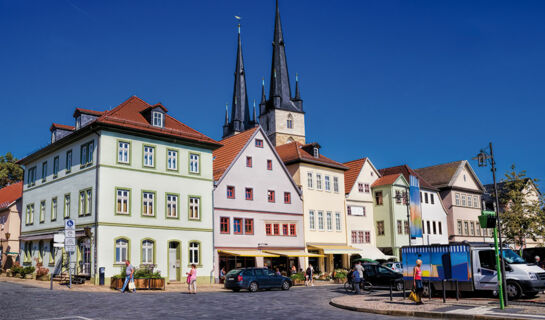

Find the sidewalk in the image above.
[
  {"left": 330, "top": 293, "right": 545, "bottom": 320},
  {"left": 0, "top": 275, "right": 337, "bottom": 293}
]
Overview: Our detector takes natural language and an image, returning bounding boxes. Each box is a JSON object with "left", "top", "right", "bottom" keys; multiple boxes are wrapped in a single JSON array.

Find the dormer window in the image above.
[
  {"left": 152, "top": 111, "right": 164, "bottom": 127},
  {"left": 313, "top": 147, "right": 319, "bottom": 158},
  {"left": 75, "top": 116, "right": 82, "bottom": 130}
]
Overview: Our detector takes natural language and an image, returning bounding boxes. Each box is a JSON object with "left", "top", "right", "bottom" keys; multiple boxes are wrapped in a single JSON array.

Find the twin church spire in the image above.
[{"left": 223, "top": 0, "right": 303, "bottom": 139}]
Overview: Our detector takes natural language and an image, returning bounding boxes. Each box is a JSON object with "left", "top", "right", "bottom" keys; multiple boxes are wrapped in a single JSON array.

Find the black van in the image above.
[{"left": 363, "top": 263, "right": 404, "bottom": 291}]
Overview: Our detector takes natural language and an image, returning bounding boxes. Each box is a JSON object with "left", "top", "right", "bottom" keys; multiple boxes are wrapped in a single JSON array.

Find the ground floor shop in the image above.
[{"left": 305, "top": 244, "right": 361, "bottom": 274}]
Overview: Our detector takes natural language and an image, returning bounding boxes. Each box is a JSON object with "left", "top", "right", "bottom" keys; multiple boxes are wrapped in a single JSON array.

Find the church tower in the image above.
[
  {"left": 223, "top": 24, "right": 257, "bottom": 139},
  {"left": 259, "top": 0, "right": 305, "bottom": 146}
]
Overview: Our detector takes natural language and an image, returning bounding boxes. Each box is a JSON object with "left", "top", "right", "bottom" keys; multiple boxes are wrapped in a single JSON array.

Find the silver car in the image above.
[{"left": 382, "top": 262, "right": 402, "bottom": 273}]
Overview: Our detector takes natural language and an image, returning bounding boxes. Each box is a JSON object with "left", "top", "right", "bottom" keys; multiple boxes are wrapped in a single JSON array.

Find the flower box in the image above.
[{"left": 111, "top": 277, "right": 165, "bottom": 290}]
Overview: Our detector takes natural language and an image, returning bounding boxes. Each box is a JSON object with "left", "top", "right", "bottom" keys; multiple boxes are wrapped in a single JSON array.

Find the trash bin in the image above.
[{"left": 99, "top": 267, "right": 105, "bottom": 285}]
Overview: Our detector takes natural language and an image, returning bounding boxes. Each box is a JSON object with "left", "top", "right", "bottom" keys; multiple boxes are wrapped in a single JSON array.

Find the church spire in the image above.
[
  {"left": 266, "top": 0, "right": 303, "bottom": 112},
  {"left": 223, "top": 23, "right": 252, "bottom": 138},
  {"left": 294, "top": 73, "right": 301, "bottom": 100}
]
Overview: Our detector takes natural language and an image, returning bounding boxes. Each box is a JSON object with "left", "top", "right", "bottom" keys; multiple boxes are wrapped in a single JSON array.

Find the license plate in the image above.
[{"left": 228, "top": 277, "right": 234, "bottom": 280}]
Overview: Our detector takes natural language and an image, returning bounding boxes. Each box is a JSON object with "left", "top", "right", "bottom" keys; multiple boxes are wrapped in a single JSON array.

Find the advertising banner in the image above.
[{"left": 409, "top": 175, "right": 423, "bottom": 238}]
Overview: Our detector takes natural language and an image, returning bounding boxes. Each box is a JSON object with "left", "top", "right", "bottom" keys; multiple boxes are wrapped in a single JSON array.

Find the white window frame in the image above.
[
  {"left": 189, "top": 197, "right": 200, "bottom": 220},
  {"left": 142, "top": 240, "right": 154, "bottom": 264},
  {"left": 118, "top": 142, "right": 130, "bottom": 164},
  {"left": 144, "top": 146, "right": 154, "bottom": 167},
  {"left": 325, "top": 176, "right": 331, "bottom": 191},
  {"left": 152, "top": 111, "right": 164, "bottom": 127},
  {"left": 167, "top": 150, "right": 178, "bottom": 170},
  {"left": 189, "top": 242, "right": 199, "bottom": 264},
  {"left": 189, "top": 154, "right": 200, "bottom": 174},
  {"left": 309, "top": 210, "right": 315, "bottom": 230},
  {"left": 307, "top": 172, "right": 313, "bottom": 189},
  {"left": 316, "top": 174, "right": 322, "bottom": 190},
  {"left": 318, "top": 211, "right": 324, "bottom": 230},
  {"left": 142, "top": 192, "right": 154, "bottom": 216},
  {"left": 116, "top": 189, "right": 130, "bottom": 215},
  {"left": 167, "top": 194, "right": 178, "bottom": 218},
  {"left": 326, "top": 212, "right": 332, "bottom": 231},
  {"left": 335, "top": 212, "right": 341, "bottom": 231},
  {"left": 333, "top": 177, "right": 339, "bottom": 192},
  {"left": 115, "top": 239, "right": 128, "bottom": 264}
]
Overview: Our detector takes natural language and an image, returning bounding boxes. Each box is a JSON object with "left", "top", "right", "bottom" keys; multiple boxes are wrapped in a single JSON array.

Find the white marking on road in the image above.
[
  {"left": 446, "top": 305, "right": 545, "bottom": 320},
  {"left": 39, "top": 316, "right": 94, "bottom": 320}
]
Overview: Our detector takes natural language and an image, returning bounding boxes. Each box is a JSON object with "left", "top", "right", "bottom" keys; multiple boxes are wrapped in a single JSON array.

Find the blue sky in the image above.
[{"left": 1, "top": 0, "right": 544, "bottom": 186}]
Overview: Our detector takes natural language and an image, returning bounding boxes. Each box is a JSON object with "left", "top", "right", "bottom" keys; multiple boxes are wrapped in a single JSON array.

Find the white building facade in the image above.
[{"left": 20, "top": 97, "right": 221, "bottom": 284}]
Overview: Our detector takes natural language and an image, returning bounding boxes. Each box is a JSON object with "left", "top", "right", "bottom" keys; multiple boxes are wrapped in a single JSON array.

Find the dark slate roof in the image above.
[{"left": 414, "top": 161, "right": 463, "bottom": 188}]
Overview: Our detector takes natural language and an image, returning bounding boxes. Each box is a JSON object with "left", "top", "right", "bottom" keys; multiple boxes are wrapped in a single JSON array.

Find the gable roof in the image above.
[
  {"left": 213, "top": 126, "right": 259, "bottom": 181},
  {"left": 372, "top": 174, "right": 404, "bottom": 187},
  {"left": 49, "top": 123, "right": 75, "bottom": 132},
  {"left": 415, "top": 160, "right": 484, "bottom": 191},
  {"left": 73, "top": 108, "right": 104, "bottom": 118},
  {"left": 0, "top": 181, "right": 22, "bottom": 210},
  {"left": 276, "top": 142, "right": 348, "bottom": 171},
  {"left": 379, "top": 165, "right": 437, "bottom": 191},
  {"left": 343, "top": 158, "right": 367, "bottom": 194}
]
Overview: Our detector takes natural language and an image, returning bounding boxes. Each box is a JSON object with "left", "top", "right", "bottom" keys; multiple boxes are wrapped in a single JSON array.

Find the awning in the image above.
[
  {"left": 264, "top": 250, "right": 324, "bottom": 258},
  {"left": 355, "top": 246, "right": 397, "bottom": 260},
  {"left": 20, "top": 230, "right": 86, "bottom": 241},
  {"left": 218, "top": 250, "right": 280, "bottom": 257},
  {"left": 308, "top": 245, "right": 361, "bottom": 255}
]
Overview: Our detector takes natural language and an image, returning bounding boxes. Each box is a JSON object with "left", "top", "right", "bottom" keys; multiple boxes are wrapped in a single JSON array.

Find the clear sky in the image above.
[{"left": 1, "top": 0, "right": 544, "bottom": 186}]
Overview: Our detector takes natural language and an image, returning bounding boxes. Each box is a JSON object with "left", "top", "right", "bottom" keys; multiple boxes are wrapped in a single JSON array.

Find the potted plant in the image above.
[
  {"left": 333, "top": 270, "right": 347, "bottom": 284},
  {"left": 110, "top": 265, "right": 165, "bottom": 290},
  {"left": 20, "top": 266, "right": 35, "bottom": 279},
  {"left": 290, "top": 272, "right": 305, "bottom": 285},
  {"left": 35, "top": 262, "right": 50, "bottom": 281}
]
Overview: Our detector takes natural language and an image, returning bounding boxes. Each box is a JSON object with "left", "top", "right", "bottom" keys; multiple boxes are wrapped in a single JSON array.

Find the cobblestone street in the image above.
[{"left": 0, "top": 281, "right": 401, "bottom": 320}]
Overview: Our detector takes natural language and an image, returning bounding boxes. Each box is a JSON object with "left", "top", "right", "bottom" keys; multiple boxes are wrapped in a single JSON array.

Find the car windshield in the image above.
[
  {"left": 502, "top": 249, "right": 526, "bottom": 264},
  {"left": 226, "top": 269, "right": 242, "bottom": 276}
]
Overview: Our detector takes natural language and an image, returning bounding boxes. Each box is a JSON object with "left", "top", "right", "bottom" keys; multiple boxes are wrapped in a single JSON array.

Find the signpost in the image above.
[
  {"left": 51, "top": 233, "right": 65, "bottom": 290},
  {"left": 64, "top": 219, "right": 76, "bottom": 289}
]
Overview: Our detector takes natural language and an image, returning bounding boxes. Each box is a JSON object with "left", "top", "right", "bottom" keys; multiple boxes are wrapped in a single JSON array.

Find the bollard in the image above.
[
  {"left": 402, "top": 280, "right": 406, "bottom": 300},
  {"left": 456, "top": 280, "right": 460, "bottom": 301},
  {"left": 389, "top": 280, "right": 393, "bottom": 301},
  {"left": 442, "top": 279, "right": 446, "bottom": 303}
]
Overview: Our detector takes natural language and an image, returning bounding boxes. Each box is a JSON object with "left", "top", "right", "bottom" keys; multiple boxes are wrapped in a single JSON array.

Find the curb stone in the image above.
[{"left": 329, "top": 300, "right": 532, "bottom": 320}]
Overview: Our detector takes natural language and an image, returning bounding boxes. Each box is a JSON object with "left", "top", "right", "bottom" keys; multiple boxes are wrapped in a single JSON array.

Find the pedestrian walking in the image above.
[
  {"left": 305, "top": 264, "right": 314, "bottom": 286},
  {"left": 120, "top": 260, "right": 136, "bottom": 293},
  {"left": 412, "top": 259, "right": 423, "bottom": 304},
  {"left": 355, "top": 260, "right": 364, "bottom": 280},
  {"left": 352, "top": 264, "right": 361, "bottom": 295},
  {"left": 186, "top": 264, "right": 197, "bottom": 294}
]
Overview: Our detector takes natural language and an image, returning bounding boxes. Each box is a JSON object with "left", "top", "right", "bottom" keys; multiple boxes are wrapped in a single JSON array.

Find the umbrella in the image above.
[{"left": 356, "top": 258, "right": 378, "bottom": 263}]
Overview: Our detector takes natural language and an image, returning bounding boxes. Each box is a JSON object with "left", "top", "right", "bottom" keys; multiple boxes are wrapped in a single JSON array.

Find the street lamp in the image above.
[{"left": 473, "top": 142, "right": 507, "bottom": 309}]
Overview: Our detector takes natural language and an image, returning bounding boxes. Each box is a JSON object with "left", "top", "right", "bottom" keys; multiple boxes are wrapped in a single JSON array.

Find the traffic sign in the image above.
[
  {"left": 65, "top": 245, "right": 76, "bottom": 253},
  {"left": 65, "top": 219, "right": 75, "bottom": 230},
  {"left": 54, "top": 234, "right": 65, "bottom": 243},
  {"left": 64, "top": 230, "right": 75, "bottom": 238},
  {"left": 65, "top": 237, "right": 76, "bottom": 246},
  {"left": 53, "top": 243, "right": 65, "bottom": 248}
]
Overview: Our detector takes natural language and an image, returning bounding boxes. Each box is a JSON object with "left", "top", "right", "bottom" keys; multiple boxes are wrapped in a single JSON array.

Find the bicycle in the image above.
[{"left": 343, "top": 279, "right": 373, "bottom": 294}]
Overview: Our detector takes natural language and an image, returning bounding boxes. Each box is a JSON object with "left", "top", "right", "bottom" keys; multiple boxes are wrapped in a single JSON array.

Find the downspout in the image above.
[
  {"left": 93, "top": 130, "right": 101, "bottom": 282},
  {"left": 211, "top": 180, "right": 216, "bottom": 284}
]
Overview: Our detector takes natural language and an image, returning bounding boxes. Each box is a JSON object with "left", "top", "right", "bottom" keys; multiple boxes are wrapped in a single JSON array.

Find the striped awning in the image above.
[
  {"left": 264, "top": 250, "right": 324, "bottom": 258},
  {"left": 218, "top": 250, "right": 279, "bottom": 257}
]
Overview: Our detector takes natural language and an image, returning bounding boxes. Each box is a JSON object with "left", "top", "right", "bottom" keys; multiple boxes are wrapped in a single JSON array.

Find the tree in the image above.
[
  {"left": 0, "top": 152, "right": 23, "bottom": 188},
  {"left": 499, "top": 165, "right": 545, "bottom": 250}
]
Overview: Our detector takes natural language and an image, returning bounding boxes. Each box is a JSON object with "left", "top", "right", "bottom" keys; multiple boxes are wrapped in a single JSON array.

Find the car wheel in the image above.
[
  {"left": 396, "top": 281, "right": 404, "bottom": 291},
  {"left": 506, "top": 281, "right": 522, "bottom": 300},
  {"left": 422, "top": 283, "right": 432, "bottom": 297},
  {"left": 249, "top": 281, "right": 258, "bottom": 293},
  {"left": 232, "top": 289, "right": 240, "bottom": 292},
  {"left": 281, "top": 281, "right": 290, "bottom": 290}
]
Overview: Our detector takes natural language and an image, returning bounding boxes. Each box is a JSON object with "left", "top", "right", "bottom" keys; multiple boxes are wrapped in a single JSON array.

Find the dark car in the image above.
[
  {"left": 224, "top": 268, "right": 292, "bottom": 292},
  {"left": 363, "top": 263, "right": 404, "bottom": 291}
]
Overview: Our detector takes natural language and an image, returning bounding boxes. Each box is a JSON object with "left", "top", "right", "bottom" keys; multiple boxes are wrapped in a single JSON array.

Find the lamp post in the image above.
[{"left": 474, "top": 142, "right": 507, "bottom": 309}]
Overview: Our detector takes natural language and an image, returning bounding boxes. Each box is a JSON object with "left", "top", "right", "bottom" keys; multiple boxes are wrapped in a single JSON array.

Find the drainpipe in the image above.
[
  {"left": 93, "top": 130, "right": 101, "bottom": 283},
  {"left": 211, "top": 181, "right": 216, "bottom": 284}
]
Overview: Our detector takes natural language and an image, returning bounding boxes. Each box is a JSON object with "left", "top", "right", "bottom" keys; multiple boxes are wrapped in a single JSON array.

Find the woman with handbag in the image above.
[
  {"left": 186, "top": 264, "right": 197, "bottom": 294},
  {"left": 412, "top": 259, "right": 423, "bottom": 304}
]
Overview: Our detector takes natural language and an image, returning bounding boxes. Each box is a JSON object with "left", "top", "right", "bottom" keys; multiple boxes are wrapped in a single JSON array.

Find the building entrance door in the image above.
[
  {"left": 79, "top": 239, "right": 91, "bottom": 276},
  {"left": 168, "top": 242, "right": 180, "bottom": 281}
]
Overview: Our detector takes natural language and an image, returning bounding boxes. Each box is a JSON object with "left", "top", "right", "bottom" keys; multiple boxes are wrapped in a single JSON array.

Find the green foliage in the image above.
[
  {"left": 290, "top": 272, "right": 305, "bottom": 281},
  {"left": 19, "top": 266, "right": 35, "bottom": 278},
  {"left": 112, "top": 265, "right": 162, "bottom": 279},
  {"left": 0, "top": 152, "right": 23, "bottom": 188},
  {"left": 334, "top": 270, "right": 347, "bottom": 279},
  {"left": 499, "top": 165, "right": 545, "bottom": 249}
]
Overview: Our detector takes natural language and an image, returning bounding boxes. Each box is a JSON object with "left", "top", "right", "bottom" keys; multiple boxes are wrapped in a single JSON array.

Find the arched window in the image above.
[
  {"left": 115, "top": 238, "right": 129, "bottom": 264},
  {"left": 142, "top": 240, "right": 154, "bottom": 264},
  {"left": 189, "top": 242, "right": 200, "bottom": 265},
  {"left": 287, "top": 137, "right": 295, "bottom": 143},
  {"left": 287, "top": 114, "right": 293, "bottom": 129}
]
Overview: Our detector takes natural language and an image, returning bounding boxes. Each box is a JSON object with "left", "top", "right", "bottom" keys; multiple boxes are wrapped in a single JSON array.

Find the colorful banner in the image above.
[{"left": 409, "top": 175, "right": 423, "bottom": 238}]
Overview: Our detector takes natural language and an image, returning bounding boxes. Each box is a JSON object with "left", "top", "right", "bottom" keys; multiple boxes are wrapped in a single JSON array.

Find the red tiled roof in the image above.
[
  {"left": 275, "top": 142, "right": 348, "bottom": 170},
  {"left": 379, "top": 165, "right": 437, "bottom": 191},
  {"left": 372, "top": 174, "right": 402, "bottom": 187},
  {"left": 0, "top": 182, "right": 22, "bottom": 210},
  {"left": 50, "top": 123, "right": 75, "bottom": 132},
  {"left": 96, "top": 96, "right": 220, "bottom": 147},
  {"left": 343, "top": 158, "right": 367, "bottom": 194},
  {"left": 73, "top": 108, "right": 104, "bottom": 118},
  {"left": 212, "top": 127, "right": 259, "bottom": 181}
]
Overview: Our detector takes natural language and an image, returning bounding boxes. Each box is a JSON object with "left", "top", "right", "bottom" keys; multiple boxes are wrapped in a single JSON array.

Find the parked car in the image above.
[
  {"left": 224, "top": 267, "right": 292, "bottom": 292},
  {"left": 382, "top": 262, "right": 403, "bottom": 273},
  {"left": 363, "top": 263, "right": 404, "bottom": 291}
]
